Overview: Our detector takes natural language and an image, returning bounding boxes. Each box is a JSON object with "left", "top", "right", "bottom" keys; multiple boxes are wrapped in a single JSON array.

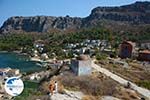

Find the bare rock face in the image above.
[
  {"left": 83, "top": 1, "right": 150, "bottom": 27},
  {"left": 50, "top": 90, "right": 84, "bottom": 100},
  {"left": 0, "top": 1, "right": 150, "bottom": 33},
  {"left": 0, "top": 16, "right": 82, "bottom": 33}
]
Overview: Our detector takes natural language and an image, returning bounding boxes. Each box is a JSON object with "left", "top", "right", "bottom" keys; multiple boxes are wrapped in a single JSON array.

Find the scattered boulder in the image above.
[
  {"left": 101, "top": 96, "right": 120, "bottom": 100},
  {"left": 50, "top": 90, "right": 84, "bottom": 100}
]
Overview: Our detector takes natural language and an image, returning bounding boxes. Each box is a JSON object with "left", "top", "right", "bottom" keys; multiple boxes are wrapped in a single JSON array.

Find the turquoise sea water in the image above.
[{"left": 0, "top": 52, "right": 43, "bottom": 72}]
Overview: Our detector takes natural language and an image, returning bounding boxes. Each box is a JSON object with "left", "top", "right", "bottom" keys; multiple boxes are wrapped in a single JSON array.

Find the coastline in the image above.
[
  {"left": 0, "top": 50, "right": 45, "bottom": 63},
  {"left": 30, "top": 57, "right": 54, "bottom": 63},
  {"left": 0, "top": 51, "right": 8, "bottom": 53},
  {"left": 30, "top": 57, "right": 43, "bottom": 62},
  {"left": 0, "top": 51, "right": 46, "bottom": 73},
  {"left": 0, "top": 50, "right": 29, "bottom": 56}
]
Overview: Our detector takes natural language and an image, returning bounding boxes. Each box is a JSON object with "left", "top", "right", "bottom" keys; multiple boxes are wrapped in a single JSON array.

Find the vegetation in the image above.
[
  {"left": 117, "top": 31, "right": 150, "bottom": 42},
  {"left": 0, "top": 33, "right": 34, "bottom": 51},
  {"left": 102, "top": 61, "right": 150, "bottom": 90},
  {"left": 56, "top": 73, "right": 118, "bottom": 96},
  {"left": 95, "top": 53, "right": 108, "bottom": 60},
  {"left": 0, "top": 27, "right": 150, "bottom": 58},
  {"left": 14, "top": 81, "right": 41, "bottom": 100},
  {"left": 137, "top": 80, "right": 150, "bottom": 90}
]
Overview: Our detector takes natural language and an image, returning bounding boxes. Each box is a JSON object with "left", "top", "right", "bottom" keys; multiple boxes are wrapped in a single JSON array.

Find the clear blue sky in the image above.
[{"left": 0, "top": 0, "right": 148, "bottom": 26}]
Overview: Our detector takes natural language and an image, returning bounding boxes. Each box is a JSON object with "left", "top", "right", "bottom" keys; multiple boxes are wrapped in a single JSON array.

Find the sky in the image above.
[{"left": 0, "top": 0, "right": 149, "bottom": 26}]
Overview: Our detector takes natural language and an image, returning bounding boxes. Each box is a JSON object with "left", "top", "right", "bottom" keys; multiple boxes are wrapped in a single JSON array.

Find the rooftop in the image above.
[
  {"left": 122, "top": 41, "right": 135, "bottom": 45},
  {"left": 77, "top": 55, "right": 90, "bottom": 61}
]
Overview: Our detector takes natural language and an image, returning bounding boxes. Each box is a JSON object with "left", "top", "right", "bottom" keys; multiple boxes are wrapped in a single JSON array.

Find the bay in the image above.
[{"left": 0, "top": 52, "right": 44, "bottom": 73}]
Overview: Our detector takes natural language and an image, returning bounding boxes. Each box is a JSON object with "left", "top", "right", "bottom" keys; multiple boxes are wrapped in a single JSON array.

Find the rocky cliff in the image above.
[
  {"left": 0, "top": 16, "right": 82, "bottom": 33},
  {"left": 0, "top": 1, "right": 150, "bottom": 33},
  {"left": 84, "top": 1, "right": 150, "bottom": 25}
]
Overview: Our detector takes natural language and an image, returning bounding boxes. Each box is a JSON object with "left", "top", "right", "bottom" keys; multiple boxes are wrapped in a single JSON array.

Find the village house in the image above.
[
  {"left": 32, "top": 49, "right": 39, "bottom": 57},
  {"left": 66, "top": 44, "right": 76, "bottom": 49},
  {"left": 70, "top": 55, "right": 92, "bottom": 76},
  {"left": 34, "top": 40, "right": 45, "bottom": 53},
  {"left": 7, "top": 69, "right": 20, "bottom": 76},
  {"left": 0, "top": 68, "right": 21, "bottom": 97},
  {"left": 138, "top": 50, "right": 150, "bottom": 61},
  {"left": 101, "top": 40, "right": 108, "bottom": 47},
  {"left": 0, "top": 68, "right": 20, "bottom": 77},
  {"left": 119, "top": 41, "right": 136, "bottom": 59},
  {"left": 139, "top": 40, "right": 150, "bottom": 50},
  {"left": 0, "top": 69, "right": 7, "bottom": 76},
  {"left": 65, "top": 39, "right": 111, "bottom": 57},
  {"left": 84, "top": 39, "right": 91, "bottom": 44},
  {"left": 29, "top": 73, "right": 41, "bottom": 81},
  {"left": 0, "top": 68, "right": 8, "bottom": 94},
  {"left": 34, "top": 40, "right": 45, "bottom": 48},
  {"left": 41, "top": 53, "right": 49, "bottom": 60}
]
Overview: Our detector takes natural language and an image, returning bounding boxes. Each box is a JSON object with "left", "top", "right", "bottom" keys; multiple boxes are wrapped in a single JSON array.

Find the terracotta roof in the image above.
[
  {"left": 77, "top": 55, "right": 90, "bottom": 60},
  {"left": 125, "top": 41, "right": 135, "bottom": 45},
  {"left": 34, "top": 40, "right": 45, "bottom": 44},
  {"left": 122, "top": 41, "right": 136, "bottom": 47}
]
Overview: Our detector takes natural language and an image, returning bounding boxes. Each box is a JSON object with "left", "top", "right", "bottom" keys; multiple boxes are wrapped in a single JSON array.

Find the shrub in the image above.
[
  {"left": 57, "top": 73, "right": 118, "bottom": 96},
  {"left": 96, "top": 53, "right": 107, "bottom": 60},
  {"left": 137, "top": 80, "right": 150, "bottom": 90}
]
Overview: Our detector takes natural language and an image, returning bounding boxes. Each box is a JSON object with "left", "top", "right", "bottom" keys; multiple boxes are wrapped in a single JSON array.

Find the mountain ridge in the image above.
[{"left": 1, "top": 1, "right": 150, "bottom": 33}]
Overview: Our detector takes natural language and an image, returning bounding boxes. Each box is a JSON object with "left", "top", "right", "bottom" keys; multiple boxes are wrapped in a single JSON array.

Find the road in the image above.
[{"left": 92, "top": 61, "right": 150, "bottom": 99}]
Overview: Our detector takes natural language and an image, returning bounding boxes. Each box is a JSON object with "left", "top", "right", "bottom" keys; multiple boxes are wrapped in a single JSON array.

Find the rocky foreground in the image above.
[
  {"left": 34, "top": 90, "right": 121, "bottom": 100},
  {"left": 50, "top": 90, "right": 84, "bottom": 100}
]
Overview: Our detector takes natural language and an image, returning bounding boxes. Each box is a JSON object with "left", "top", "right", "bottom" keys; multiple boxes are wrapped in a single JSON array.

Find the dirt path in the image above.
[{"left": 92, "top": 61, "right": 150, "bottom": 99}]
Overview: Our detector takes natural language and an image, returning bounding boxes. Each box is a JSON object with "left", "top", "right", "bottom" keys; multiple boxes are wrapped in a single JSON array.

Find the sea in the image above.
[{"left": 0, "top": 52, "right": 44, "bottom": 73}]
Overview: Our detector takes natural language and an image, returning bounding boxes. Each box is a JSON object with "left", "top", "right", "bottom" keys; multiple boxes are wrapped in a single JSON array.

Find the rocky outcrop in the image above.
[
  {"left": 83, "top": 1, "right": 150, "bottom": 27},
  {"left": 0, "top": 1, "right": 150, "bottom": 33},
  {"left": 51, "top": 90, "right": 84, "bottom": 100},
  {"left": 0, "top": 16, "right": 82, "bottom": 33},
  {"left": 101, "top": 96, "right": 121, "bottom": 100}
]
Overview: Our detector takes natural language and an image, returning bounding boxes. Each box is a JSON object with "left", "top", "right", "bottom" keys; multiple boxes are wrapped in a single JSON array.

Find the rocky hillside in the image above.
[
  {"left": 0, "top": 1, "right": 150, "bottom": 33},
  {"left": 87, "top": 1, "right": 150, "bottom": 24},
  {"left": 0, "top": 16, "right": 82, "bottom": 33}
]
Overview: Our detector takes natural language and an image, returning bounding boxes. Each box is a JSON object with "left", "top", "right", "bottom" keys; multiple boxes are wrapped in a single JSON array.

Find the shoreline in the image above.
[
  {"left": 0, "top": 51, "right": 48, "bottom": 75},
  {"left": 0, "top": 50, "right": 47, "bottom": 63},
  {"left": 0, "top": 50, "right": 29, "bottom": 56},
  {"left": 0, "top": 51, "right": 8, "bottom": 53},
  {"left": 30, "top": 57, "right": 43, "bottom": 62},
  {"left": 30, "top": 57, "right": 55, "bottom": 63}
]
